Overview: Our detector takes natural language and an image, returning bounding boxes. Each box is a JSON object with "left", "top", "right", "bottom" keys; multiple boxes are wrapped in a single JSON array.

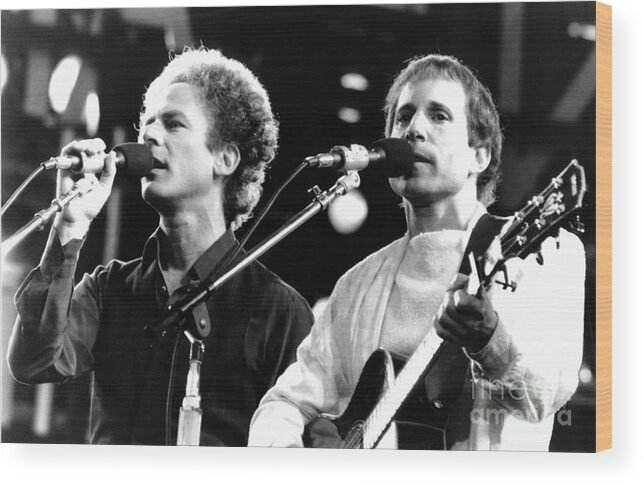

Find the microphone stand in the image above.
[
  {"left": 150, "top": 170, "right": 361, "bottom": 341},
  {"left": 1, "top": 177, "right": 96, "bottom": 259},
  {"left": 155, "top": 171, "right": 361, "bottom": 445}
]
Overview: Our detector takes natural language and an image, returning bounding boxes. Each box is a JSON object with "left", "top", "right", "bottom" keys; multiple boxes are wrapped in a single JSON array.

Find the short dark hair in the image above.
[
  {"left": 141, "top": 47, "right": 278, "bottom": 230},
  {"left": 384, "top": 54, "right": 503, "bottom": 206}
]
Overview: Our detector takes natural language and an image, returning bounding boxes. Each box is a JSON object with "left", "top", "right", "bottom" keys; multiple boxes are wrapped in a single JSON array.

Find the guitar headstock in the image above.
[
  {"left": 500, "top": 159, "right": 587, "bottom": 261},
  {"left": 474, "top": 159, "right": 586, "bottom": 293}
]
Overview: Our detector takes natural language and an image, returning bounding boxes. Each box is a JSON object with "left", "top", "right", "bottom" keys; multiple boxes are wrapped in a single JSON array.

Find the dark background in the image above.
[{"left": 1, "top": 3, "right": 597, "bottom": 451}]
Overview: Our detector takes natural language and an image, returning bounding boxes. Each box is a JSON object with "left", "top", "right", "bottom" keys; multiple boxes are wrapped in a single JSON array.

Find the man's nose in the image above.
[
  {"left": 404, "top": 113, "right": 428, "bottom": 142},
  {"left": 142, "top": 120, "right": 162, "bottom": 147}
]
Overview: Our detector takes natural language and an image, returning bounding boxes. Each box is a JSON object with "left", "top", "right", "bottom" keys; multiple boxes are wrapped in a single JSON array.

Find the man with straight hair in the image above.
[{"left": 248, "top": 54, "right": 586, "bottom": 451}]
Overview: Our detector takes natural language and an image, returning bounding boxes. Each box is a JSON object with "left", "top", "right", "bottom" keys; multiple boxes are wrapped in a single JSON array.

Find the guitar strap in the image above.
[
  {"left": 413, "top": 212, "right": 508, "bottom": 448},
  {"left": 458, "top": 212, "right": 508, "bottom": 276}
]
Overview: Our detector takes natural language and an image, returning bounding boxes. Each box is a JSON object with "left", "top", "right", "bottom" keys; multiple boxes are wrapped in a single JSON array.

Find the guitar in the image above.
[{"left": 304, "top": 159, "right": 587, "bottom": 450}]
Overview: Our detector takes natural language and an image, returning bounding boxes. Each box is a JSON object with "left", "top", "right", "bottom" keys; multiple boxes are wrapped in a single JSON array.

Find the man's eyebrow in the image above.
[
  {"left": 395, "top": 100, "right": 454, "bottom": 118},
  {"left": 427, "top": 100, "right": 453, "bottom": 116},
  {"left": 143, "top": 110, "right": 186, "bottom": 126},
  {"left": 395, "top": 101, "right": 414, "bottom": 113},
  {"left": 160, "top": 110, "right": 185, "bottom": 119}
]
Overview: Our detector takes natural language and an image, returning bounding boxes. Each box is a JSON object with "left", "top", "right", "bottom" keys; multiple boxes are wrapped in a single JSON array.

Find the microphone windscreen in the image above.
[
  {"left": 369, "top": 138, "right": 415, "bottom": 177},
  {"left": 113, "top": 143, "right": 154, "bottom": 177}
]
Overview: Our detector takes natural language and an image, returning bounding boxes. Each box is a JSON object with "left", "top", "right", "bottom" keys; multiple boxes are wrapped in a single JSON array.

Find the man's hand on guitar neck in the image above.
[{"left": 435, "top": 273, "right": 499, "bottom": 353}]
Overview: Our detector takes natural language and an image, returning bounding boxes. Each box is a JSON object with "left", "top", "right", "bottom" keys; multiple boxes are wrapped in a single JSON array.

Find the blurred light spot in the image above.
[
  {"left": 0, "top": 256, "right": 30, "bottom": 286},
  {"left": 341, "top": 72, "right": 369, "bottom": 91},
  {"left": 30, "top": 9, "right": 58, "bottom": 26},
  {"left": 338, "top": 107, "right": 361, "bottom": 124},
  {"left": 1, "top": 51, "right": 7, "bottom": 95},
  {"left": 83, "top": 91, "right": 100, "bottom": 136},
  {"left": 568, "top": 22, "right": 596, "bottom": 41},
  {"left": 311, "top": 297, "right": 329, "bottom": 321},
  {"left": 49, "top": 55, "right": 82, "bottom": 114},
  {"left": 89, "top": 10, "right": 105, "bottom": 36},
  {"left": 551, "top": 49, "right": 595, "bottom": 123},
  {"left": 164, "top": 29, "right": 177, "bottom": 51},
  {"left": 579, "top": 365, "right": 593, "bottom": 384},
  {"left": 328, "top": 189, "right": 368, "bottom": 234},
  {"left": 23, "top": 49, "right": 52, "bottom": 117}
]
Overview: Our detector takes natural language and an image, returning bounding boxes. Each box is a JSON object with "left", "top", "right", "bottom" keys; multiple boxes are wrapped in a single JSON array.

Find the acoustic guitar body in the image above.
[{"left": 304, "top": 344, "right": 472, "bottom": 450}]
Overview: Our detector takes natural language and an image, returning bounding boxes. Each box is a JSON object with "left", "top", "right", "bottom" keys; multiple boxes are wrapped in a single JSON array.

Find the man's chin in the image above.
[
  {"left": 392, "top": 181, "right": 448, "bottom": 206},
  {"left": 141, "top": 183, "right": 167, "bottom": 207}
]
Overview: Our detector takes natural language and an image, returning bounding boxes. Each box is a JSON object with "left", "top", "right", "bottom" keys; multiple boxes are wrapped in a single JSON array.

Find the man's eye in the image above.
[
  {"left": 395, "top": 112, "right": 412, "bottom": 124},
  {"left": 166, "top": 120, "right": 184, "bottom": 129},
  {"left": 432, "top": 112, "right": 449, "bottom": 122}
]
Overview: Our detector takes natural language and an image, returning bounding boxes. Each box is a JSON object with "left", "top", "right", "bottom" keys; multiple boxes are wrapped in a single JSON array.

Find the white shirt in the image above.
[{"left": 248, "top": 206, "right": 586, "bottom": 450}]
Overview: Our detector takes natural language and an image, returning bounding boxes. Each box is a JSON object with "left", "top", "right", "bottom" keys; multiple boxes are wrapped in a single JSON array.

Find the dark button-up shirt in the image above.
[{"left": 7, "top": 227, "right": 314, "bottom": 446}]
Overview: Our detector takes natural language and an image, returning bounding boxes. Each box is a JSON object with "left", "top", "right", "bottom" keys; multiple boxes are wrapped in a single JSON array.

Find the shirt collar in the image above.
[{"left": 141, "top": 227, "right": 238, "bottom": 281}]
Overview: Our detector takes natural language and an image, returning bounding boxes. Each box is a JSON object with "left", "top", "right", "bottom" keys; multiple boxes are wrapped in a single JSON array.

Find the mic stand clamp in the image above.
[
  {"left": 183, "top": 301, "right": 211, "bottom": 340},
  {"left": 2, "top": 177, "right": 96, "bottom": 258}
]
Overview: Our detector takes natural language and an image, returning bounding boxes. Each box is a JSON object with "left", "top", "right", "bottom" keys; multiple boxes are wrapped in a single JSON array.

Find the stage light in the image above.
[
  {"left": 83, "top": 91, "right": 100, "bottom": 136},
  {"left": 48, "top": 54, "right": 82, "bottom": 114},
  {"left": 1, "top": 50, "right": 7, "bottom": 95},
  {"left": 341, "top": 72, "right": 369, "bottom": 91},
  {"left": 579, "top": 365, "right": 593, "bottom": 384},
  {"left": 23, "top": 49, "right": 52, "bottom": 117},
  {"left": 568, "top": 22, "right": 596, "bottom": 41},
  {"left": 338, "top": 107, "right": 361, "bottom": 124},
  {"left": 30, "top": 9, "right": 57, "bottom": 27},
  {"left": 328, "top": 188, "right": 368, "bottom": 235}
]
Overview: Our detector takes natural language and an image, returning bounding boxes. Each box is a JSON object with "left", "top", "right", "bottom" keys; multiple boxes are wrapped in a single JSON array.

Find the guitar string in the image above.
[
  {"left": 343, "top": 428, "right": 363, "bottom": 449},
  {"left": 362, "top": 328, "right": 442, "bottom": 447}
]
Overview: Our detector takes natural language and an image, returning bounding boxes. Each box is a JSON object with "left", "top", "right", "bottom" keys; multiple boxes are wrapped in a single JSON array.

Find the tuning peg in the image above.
[
  {"left": 554, "top": 227, "right": 561, "bottom": 249},
  {"left": 569, "top": 215, "right": 585, "bottom": 234},
  {"left": 535, "top": 249, "right": 544, "bottom": 266}
]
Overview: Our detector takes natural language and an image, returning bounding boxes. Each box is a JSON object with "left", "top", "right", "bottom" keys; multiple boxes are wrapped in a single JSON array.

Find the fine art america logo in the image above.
[{"left": 469, "top": 378, "right": 573, "bottom": 426}]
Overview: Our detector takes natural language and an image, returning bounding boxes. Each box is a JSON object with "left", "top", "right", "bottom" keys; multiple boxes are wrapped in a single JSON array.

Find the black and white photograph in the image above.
[{"left": 0, "top": 0, "right": 631, "bottom": 481}]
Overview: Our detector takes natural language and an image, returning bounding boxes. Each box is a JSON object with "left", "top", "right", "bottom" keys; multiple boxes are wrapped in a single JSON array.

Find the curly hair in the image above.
[
  {"left": 141, "top": 47, "right": 278, "bottom": 230},
  {"left": 384, "top": 54, "right": 503, "bottom": 207}
]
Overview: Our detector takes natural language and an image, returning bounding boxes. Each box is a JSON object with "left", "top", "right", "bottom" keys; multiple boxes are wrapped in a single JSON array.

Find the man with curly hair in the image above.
[
  {"left": 7, "top": 47, "right": 314, "bottom": 446},
  {"left": 249, "top": 54, "right": 585, "bottom": 451}
]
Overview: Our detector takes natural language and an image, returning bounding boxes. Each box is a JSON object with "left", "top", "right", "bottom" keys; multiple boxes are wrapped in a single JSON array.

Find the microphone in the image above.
[
  {"left": 305, "top": 137, "right": 415, "bottom": 177},
  {"left": 41, "top": 142, "right": 154, "bottom": 177}
]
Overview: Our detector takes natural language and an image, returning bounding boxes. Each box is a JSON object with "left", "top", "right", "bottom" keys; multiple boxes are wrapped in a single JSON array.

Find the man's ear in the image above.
[
  {"left": 213, "top": 143, "right": 241, "bottom": 177},
  {"left": 470, "top": 145, "right": 491, "bottom": 175}
]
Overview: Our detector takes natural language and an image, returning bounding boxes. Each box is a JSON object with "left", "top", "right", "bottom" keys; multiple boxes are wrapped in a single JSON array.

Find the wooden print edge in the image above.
[{"left": 595, "top": 0, "right": 612, "bottom": 453}]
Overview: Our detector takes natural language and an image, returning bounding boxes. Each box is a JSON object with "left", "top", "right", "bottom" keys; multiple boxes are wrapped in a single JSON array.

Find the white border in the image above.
[{"left": 1, "top": 0, "right": 639, "bottom": 482}]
